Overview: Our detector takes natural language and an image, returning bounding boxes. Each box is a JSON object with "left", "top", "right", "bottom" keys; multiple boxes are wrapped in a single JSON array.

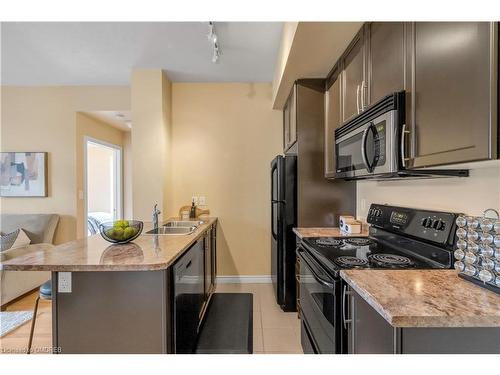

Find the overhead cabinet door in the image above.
[
  {"left": 368, "top": 22, "right": 405, "bottom": 105},
  {"left": 283, "top": 85, "right": 297, "bottom": 152},
  {"left": 342, "top": 30, "right": 366, "bottom": 124},
  {"left": 406, "top": 22, "right": 498, "bottom": 168},
  {"left": 325, "top": 66, "right": 342, "bottom": 178}
]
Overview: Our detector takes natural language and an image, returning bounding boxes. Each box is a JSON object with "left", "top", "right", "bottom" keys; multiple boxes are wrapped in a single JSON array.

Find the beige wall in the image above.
[
  {"left": 75, "top": 112, "right": 130, "bottom": 238},
  {"left": 171, "top": 83, "right": 282, "bottom": 276},
  {"left": 131, "top": 70, "right": 173, "bottom": 221},
  {"left": 0, "top": 86, "right": 130, "bottom": 244},
  {"left": 357, "top": 160, "right": 500, "bottom": 219}
]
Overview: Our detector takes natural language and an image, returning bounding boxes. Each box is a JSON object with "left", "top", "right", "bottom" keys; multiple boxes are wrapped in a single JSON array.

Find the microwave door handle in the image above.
[
  {"left": 400, "top": 124, "right": 410, "bottom": 169},
  {"left": 361, "top": 126, "right": 371, "bottom": 172}
]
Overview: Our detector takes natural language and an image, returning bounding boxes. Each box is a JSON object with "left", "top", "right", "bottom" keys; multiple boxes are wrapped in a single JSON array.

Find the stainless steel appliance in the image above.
[
  {"left": 334, "top": 91, "right": 468, "bottom": 180},
  {"left": 297, "top": 203, "right": 459, "bottom": 354}
]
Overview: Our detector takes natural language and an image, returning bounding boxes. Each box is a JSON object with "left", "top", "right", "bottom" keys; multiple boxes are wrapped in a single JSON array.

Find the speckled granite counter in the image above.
[
  {"left": 293, "top": 226, "right": 369, "bottom": 239},
  {"left": 340, "top": 269, "right": 500, "bottom": 328},
  {"left": 1, "top": 218, "right": 217, "bottom": 272}
]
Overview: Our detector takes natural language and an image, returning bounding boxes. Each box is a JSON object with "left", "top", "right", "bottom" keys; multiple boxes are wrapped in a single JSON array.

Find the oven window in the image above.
[{"left": 336, "top": 131, "right": 365, "bottom": 173}]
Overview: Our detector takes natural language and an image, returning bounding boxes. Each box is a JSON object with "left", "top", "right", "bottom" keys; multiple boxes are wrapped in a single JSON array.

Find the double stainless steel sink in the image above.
[{"left": 145, "top": 220, "right": 204, "bottom": 235}]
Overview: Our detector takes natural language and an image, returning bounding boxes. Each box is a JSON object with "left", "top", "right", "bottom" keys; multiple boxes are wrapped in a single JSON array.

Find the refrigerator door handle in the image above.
[{"left": 271, "top": 201, "right": 282, "bottom": 240}]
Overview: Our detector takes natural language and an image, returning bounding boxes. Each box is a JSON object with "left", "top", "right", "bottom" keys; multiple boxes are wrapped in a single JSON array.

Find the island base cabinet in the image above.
[
  {"left": 52, "top": 270, "right": 172, "bottom": 354},
  {"left": 348, "top": 287, "right": 500, "bottom": 354}
]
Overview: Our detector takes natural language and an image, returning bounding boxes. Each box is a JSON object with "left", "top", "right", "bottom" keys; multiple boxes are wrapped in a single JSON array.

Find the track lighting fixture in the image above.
[{"left": 207, "top": 21, "right": 220, "bottom": 63}]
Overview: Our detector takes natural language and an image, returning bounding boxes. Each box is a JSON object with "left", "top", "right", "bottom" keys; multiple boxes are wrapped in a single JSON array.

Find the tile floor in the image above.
[
  {"left": 217, "top": 283, "right": 303, "bottom": 354},
  {"left": 1, "top": 283, "right": 303, "bottom": 354}
]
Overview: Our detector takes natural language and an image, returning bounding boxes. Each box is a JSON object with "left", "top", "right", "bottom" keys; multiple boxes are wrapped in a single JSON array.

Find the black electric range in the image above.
[{"left": 297, "top": 203, "right": 459, "bottom": 354}]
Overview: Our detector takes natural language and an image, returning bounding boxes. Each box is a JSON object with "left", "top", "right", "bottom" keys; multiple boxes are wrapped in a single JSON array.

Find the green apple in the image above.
[
  {"left": 113, "top": 227, "right": 124, "bottom": 240},
  {"left": 123, "top": 226, "right": 135, "bottom": 239}
]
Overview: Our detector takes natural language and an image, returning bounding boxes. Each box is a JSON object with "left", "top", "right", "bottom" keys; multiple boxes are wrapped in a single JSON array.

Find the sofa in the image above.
[{"left": 0, "top": 214, "right": 59, "bottom": 307}]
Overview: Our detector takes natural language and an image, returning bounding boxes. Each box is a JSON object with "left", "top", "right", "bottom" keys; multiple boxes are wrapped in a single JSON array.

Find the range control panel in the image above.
[{"left": 367, "top": 204, "right": 459, "bottom": 246}]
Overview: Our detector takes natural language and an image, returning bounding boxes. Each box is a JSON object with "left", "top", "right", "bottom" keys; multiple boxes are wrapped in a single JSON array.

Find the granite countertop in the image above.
[
  {"left": 1, "top": 217, "right": 217, "bottom": 272},
  {"left": 340, "top": 269, "right": 500, "bottom": 328},
  {"left": 293, "top": 226, "right": 369, "bottom": 239}
]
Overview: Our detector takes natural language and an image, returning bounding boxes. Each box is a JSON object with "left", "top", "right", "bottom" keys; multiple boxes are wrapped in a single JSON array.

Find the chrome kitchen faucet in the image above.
[{"left": 152, "top": 204, "right": 161, "bottom": 230}]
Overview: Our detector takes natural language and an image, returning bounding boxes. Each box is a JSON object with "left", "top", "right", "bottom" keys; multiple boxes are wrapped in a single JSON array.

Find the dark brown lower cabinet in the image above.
[{"left": 346, "top": 286, "right": 500, "bottom": 354}]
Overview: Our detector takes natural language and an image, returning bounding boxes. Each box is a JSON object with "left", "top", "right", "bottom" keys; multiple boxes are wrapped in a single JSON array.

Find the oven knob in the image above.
[
  {"left": 433, "top": 220, "right": 445, "bottom": 231},
  {"left": 422, "top": 218, "right": 433, "bottom": 228}
]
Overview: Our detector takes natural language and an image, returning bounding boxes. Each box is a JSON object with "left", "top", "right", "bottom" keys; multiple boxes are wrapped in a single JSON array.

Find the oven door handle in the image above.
[
  {"left": 297, "top": 247, "right": 335, "bottom": 289},
  {"left": 343, "top": 285, "right": 352, "bottom": 329},
  {"left": 361, "top": 123, "right": 375, "bottom": 173}
]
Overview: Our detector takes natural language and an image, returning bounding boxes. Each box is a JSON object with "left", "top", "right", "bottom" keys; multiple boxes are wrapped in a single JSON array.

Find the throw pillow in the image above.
[
  {"left": 12, "top": 229, "right": 31, "bottom": 249},
  {"left": 1, "top": 229, "right": 20, "bottom": 251}
]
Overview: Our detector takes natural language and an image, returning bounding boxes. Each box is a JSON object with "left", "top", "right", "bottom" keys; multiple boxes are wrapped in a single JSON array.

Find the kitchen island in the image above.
[
  {"left": 340, "top": 269, "right": 500, "bottom": 354},
  {"left": 1, "top": 218, "right": 218, "bottom": 354}
]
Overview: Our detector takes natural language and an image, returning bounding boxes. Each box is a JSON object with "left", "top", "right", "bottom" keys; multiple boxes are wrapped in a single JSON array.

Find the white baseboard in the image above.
[{"left": 216, "top": 275, "right": 272, "bottom": 284}]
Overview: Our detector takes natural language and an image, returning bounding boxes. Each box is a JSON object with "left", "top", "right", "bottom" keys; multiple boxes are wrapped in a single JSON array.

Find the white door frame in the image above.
[{"left": 83, "top": 136, "right": 123, "bottom": 235}]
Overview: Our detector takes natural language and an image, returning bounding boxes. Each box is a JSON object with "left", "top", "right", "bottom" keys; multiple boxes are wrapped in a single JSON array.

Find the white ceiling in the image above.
[{"left": 1, "top": 22, "right": 283, "bottom": 85}]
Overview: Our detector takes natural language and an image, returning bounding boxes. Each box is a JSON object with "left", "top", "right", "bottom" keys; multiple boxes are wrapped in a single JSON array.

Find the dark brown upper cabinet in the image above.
[
  {"left": 283, "top": 84, "right": 297, "bottom": 153},
  {"left": 404, "top": 22, "right": 498, "bottom": 168},
  {"left": 325, "top": 64, "right": 342, "bottom": 178},
  {"left": 341, "top": 28, "right": 366, "bottom": 124},
  {"left": 367, "top": 22, "right": 406, "bottom": 106}
]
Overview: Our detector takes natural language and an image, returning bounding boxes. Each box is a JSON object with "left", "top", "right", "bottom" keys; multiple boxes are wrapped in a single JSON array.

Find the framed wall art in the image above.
[{"left": 0, "top": 152, "right": 48, "bottom": 197}]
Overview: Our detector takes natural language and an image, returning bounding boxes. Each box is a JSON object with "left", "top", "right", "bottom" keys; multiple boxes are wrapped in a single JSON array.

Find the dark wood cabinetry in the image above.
[
  {"left": 367, "top": 22, "right": 405, "bottom": 105},
  {"left": 283, "top": 85, "right": 297, "bottom": 152},
  {"left": 405, "top": 22, "right": 498, "bottom": 168},
  {"left": 341, "top": 29, "right": 366, "bottom": 123},
  {"left": 325, "top": 21, "right": 497, "bottom": 178},
  {"left": 325, "top": 64, "right": 342, "bottom": 178},
  {"left": 203, "top": 223, "right": 217, "bottom": 304},
  {"left": 344, "top": 286, "right": 500, "bottom": 354}
]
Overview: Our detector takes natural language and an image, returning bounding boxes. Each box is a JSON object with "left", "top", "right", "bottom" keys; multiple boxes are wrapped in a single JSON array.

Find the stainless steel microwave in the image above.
[{"left": 334, "top": 91, "right": 468, "bottom": 180}]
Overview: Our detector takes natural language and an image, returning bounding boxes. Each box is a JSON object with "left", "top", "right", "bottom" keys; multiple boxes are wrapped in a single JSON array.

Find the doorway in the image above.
[{"left": 84, "top": 137, "right": 122, "bottom": 236}]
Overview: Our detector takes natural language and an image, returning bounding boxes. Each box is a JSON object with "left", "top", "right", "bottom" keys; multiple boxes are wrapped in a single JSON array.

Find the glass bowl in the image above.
[{"left": 99, "top": 220, "right": 143, "bottom": 244}]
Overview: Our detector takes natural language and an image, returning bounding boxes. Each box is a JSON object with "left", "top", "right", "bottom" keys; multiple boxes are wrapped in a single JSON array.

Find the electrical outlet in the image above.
[
  {"left": 58, "top": 272, "right": 72, "bottom": 293},
  {"left": 198, "top": 196, "right": 206, "bottom": 206}
]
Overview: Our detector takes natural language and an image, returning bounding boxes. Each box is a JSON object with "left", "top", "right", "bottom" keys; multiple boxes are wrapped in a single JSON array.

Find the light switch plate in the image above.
[
  {"left": 58, "top": 272, "right": 72, "bottom": 293},
  {"left": 199, "top": 196, "right": 206, "bottom": 206}
]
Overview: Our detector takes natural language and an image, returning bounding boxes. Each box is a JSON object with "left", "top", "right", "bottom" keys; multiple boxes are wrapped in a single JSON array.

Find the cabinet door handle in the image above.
[
  {"left": 343, "top": 285, "right": 352, "bottom": 329},
  {"left": 360, "top": 80, "right": 366, "bottom": 111},
  {"left": 400, "top": 124, "right": 410, "bottom": 168},
  {"left": 356, "top": 85, "right": 360, "bottom": 114},
  {"left": 186, "top": 260, "right": 192, "bottom": 269}
]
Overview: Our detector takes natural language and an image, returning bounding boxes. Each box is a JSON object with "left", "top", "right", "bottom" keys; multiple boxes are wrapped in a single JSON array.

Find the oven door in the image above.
[
  {"left": 335, "top": 111, "right": 396, "bottom": 179},
  {"left": 297, "top": 247, "right": 340, "bottom": 354}
]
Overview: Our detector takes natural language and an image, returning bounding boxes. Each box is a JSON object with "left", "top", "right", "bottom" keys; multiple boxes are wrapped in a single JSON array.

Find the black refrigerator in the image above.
[
  {"left": 270, "top": 80, "right": 357, "bottom": 313},
  {"left": 271, "top": 155, "right": 297, "bottom": 312}
]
